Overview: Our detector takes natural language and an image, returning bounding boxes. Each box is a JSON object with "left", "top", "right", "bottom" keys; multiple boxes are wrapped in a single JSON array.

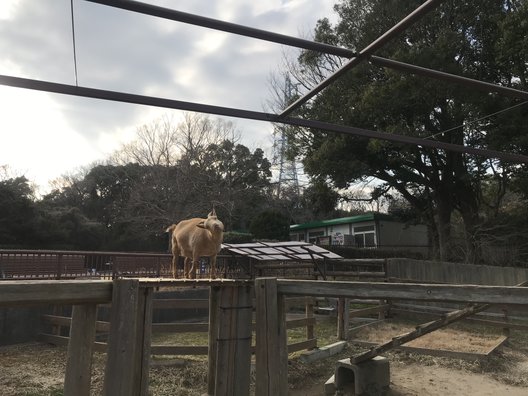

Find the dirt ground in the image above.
[{"left": 1, "top": 323, "right": 527, "bottom": 395}]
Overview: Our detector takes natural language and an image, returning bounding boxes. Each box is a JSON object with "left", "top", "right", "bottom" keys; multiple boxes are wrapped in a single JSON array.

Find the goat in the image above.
[{"left": 165, "top": 209, "right": 224, "bottom": 279}]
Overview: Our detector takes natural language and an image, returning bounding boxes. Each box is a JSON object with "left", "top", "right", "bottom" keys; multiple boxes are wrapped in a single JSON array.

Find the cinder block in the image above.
[
  {"left": 334, "top": 356, "right": 390, "bottom": 395},
  {"left": 324, "top": 374, "right": 336, "bottom": 395}
]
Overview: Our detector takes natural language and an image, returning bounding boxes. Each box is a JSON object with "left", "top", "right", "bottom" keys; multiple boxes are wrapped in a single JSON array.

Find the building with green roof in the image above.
[{"left": 290, "top": 213, "right": 428, "bottom": 251}]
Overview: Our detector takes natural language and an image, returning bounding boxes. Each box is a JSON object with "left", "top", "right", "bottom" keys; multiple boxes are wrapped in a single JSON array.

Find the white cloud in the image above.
[{"left": 0, "top": 0, "right": 338, "bottom": 192}]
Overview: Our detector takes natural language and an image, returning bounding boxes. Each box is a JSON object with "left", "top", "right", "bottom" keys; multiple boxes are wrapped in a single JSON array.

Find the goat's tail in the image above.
[{"left": 165, "top": 224, "right": 176, "bottom": 233}]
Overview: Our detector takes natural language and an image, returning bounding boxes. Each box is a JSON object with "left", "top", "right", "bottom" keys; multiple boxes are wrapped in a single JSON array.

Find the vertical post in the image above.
[
  {"left": 215, "top": 285, "right": 253, "bottom": 395},
  {"left": 502, "top": 308, "right": 510, "bottom": 337},
  {"left": 337, "top": 297, "right": 349, "bottom": 340},
  {"left": 305, "top": 299, "right": 315, "bottom": 343},
  {"left": 207, "top": 286, "right": 220, "bottom": 396},
  {"left": 103, "top": 279, "right": 152, "bottom": 396},
  {"left": 134, "top": 286, "right": 153, "bottom": 396},
  {"left": 64, "top": 304, "right": 97, "bottom": 396},
  {"left": 255, "top": 278, "right": 288, "bottom": 396}
]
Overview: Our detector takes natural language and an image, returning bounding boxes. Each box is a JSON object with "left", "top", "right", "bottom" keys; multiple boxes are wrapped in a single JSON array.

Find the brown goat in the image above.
[{"left": 165, "top": 209, "right": 224, "bottom": 279}]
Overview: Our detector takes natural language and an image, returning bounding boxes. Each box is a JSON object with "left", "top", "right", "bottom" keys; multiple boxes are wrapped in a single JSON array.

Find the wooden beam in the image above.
[
  {"left": 276, "top": 280, "right": 528, "bottom": 305},
  {"left": 0, "top": 280, "right": 112, "bottom": 306},
  {"left": 64, "top": 304, "right": 97, "bottom": 396},
  {"left": 215, "top": 285, "right": 253, "bottom": 395},
  {"left": 351, "top": 281, "right": 528, "bottom": 364},
  {"left": 207, "top": 286, "right": 220, "bottom": 396},
  {"left": 255, "top": 278, "right": 288, "bottom": 396},
  {"left": 133, "top": 287, "right": 153, "bottom": 396},
  {"left": 103, "top": 279, "right": 141, "bottom": 396},
  {"left": 337, "top": 298, "right": 349, "bottom": 341}
]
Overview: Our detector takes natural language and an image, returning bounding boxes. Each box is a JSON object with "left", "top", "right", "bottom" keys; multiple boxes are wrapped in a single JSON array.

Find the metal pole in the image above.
[
  {"left": 370, "top": 56, "right": 528, "bottom": 101},
  {"left": 85, "top": 0, "right": 353, "bottom": 57},
  {"left": 280, "top": 0, "right": 444, "bottom": 117},
  {"left": 1, "top": 74, "right": 527, "bottom": 163}
]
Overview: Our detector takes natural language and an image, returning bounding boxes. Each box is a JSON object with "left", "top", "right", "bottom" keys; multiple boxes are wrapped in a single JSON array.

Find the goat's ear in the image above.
[{"left": 196, "top": 221, "right": 206, "bottom": 229}]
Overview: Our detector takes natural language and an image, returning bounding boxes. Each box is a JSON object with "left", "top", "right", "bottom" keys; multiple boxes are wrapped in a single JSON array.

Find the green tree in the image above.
[
  {"left": 249, "top": 210, "right": 290, "bottom": 241},
  {"left": 283, "top": 0, "right": 528, "bottom": 262},
  {"left": 0, "top": 177, "right": 36, "bottom": 246}
]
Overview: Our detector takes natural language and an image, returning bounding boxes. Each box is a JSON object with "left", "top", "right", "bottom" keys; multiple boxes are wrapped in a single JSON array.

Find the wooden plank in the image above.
[
  {"left": 103, "top": 279, "right": 141, "bottom": 396},
  {"left": 349, "top": 304, "right": 390, "bottom": 318},
  {"left": 42, "top": 315, "right": 111, "bottom": 332},
  {"left": 152, "top": 298, "right": 209, "bottom": 309},
  {"left": 350, "top": 282, "right": 528, "bottom": 364},
  {"left": 39, "top": 333, "right": 108, "bottom": 353},
  {"left": 133, "top": 287, "right": 153, "bottom": 396},
  {"left": 390, "top": 307, "right": 528, "bottom": 330},
  {"left": 207, "top": 286, "right": 220, "bottom": 396},
  {"left": 306, "top": 302, "right": 315, "bottom": 341},
  {"left": 276, "top": 279, "right": 528, "bottom": 305},
  {"left": 0, "top": 280, "right": 112, "bottom": 306},
  {"left": 350, "top": 340, "right": 493, "bottom": 361},
  {"left": 287, "top": 338, "right": 317, "bottom": 353},
  {"left": 255, "top": 278, "right": 288, "bottom": 396},
  {"left": 64, "top": 304, "right": 97, "bottom": 396},
  {"left": 337, "top": 298, "right": 349, "bottom": 341},
  {"left": 215, "top": 285, "right": 253, "bottom": 396}
]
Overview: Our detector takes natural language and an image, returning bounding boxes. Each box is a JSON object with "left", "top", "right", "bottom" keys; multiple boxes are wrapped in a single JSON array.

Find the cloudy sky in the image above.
[{"left": 0, "top": 0, "right": 337, "bottom": 192}]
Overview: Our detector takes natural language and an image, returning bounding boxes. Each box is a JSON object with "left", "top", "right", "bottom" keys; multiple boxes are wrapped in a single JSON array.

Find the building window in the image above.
[
  {"left": 354, "top": 227, "right": 376, "bottom": 247},
  {"left": 308, "top": 231, "right": 324, "bottom": 244}
]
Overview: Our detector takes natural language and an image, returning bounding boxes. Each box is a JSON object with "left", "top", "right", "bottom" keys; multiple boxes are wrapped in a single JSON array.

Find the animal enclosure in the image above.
[{"left": 1, "top": 277, "right": 527, "bottom": 395}]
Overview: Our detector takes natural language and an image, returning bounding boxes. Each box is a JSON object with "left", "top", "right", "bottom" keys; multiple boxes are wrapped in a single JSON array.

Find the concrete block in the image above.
[
  {"left": 300, "top": 341, "right": 347, "bottom": 363},
  {"left": 324, "top": 374, "right": 336, "bottom": 395},
  {"left": 334, "top": 356, "right": 390, "bottom": 396}
]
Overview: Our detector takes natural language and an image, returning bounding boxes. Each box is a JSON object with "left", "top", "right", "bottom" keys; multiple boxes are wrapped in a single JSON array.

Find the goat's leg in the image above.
[
  {"left": 188, "top": 258, "right": 198, "bottom": 279},
  {"left": 183, "top": 257, "right": 192, "bottom": 279},
  {"left": 210, "top": 256, "right": 217, "bottom": 279},
  {"left": 171, "top": 247, "right": 180, "bottom": 279}
]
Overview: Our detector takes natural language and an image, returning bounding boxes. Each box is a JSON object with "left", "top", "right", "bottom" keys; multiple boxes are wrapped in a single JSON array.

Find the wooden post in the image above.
[
  {"left": 305, "top": 300, "right": 315, "bottom": 343},
  {"left": 207, "top": 286, "right": 220, "bottom": 396},
  {"left": 64, "top": 304, "right": 97, "bottom": 396},
  {"left": 337, "top": 297, "right": 349, "bottom": 340},
  {"left": 103, "top": 279, "right": 152, "bottom": 396},
  {"left": 214, "top": 285, "right": 253, "bottom": 395},
  {"left": 133, "top": 286, "right": 153, "bottom": 396},
  {"left": 255, "top": 278, "right": 288, "bottom": 396}
]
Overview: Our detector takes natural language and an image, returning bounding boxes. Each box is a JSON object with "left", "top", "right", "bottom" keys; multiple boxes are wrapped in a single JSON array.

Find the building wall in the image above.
[
  {"left": 290, "top": 219, "right": 428, "bottom": 250},
  {"left": 378, "top": 221, "right": 428, "bottom": 247}
]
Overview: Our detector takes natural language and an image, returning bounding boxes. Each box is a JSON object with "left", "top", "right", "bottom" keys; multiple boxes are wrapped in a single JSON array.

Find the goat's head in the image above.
[{"left": 197, "top": 210, "right": 224, "bottom": 234}]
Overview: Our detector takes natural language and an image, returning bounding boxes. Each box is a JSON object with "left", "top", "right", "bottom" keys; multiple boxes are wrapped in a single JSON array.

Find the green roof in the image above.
[{"left": 290, "top": 213, "right": 393, "bottom": 232}]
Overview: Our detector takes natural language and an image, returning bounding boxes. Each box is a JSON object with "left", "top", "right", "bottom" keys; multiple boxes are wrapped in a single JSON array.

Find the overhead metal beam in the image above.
[
  {"left": 84, "top": 0, "right": 354, "bottom": 58},
  {"left": 279, "top": 0, "right": 444, "bottom": 117},
  {"left": 85, "top": 0, "right": 528, "bottom": 102},
  {"left": 370, "top": 56, "right": 528, "bottom": 101},
  {"left": 1, "top": 74, "right": 526, "bottom": 163}
]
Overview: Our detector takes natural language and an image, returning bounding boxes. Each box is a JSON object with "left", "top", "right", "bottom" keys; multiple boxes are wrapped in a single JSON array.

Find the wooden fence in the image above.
[
  {"left": 40, "top": 294, "right": 318, "bottom": 356},
  {"left": 2, "top": 278, "right": 528, "bottom": 395},
  {"left": 255, "top": 278, "right": 528, "bottom": 396}
]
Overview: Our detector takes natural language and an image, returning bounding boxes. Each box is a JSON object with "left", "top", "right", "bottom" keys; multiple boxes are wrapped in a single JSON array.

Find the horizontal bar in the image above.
[
  {"left": 85, "top": 0, "right": 354, "bottom": 58},
  {"left": 2, "top": 74, "right": 526, "bottom": 163},
  {"left": 275, "top": 279, "right": 528, "bottom": 305},
  {"left": 370, "top": 56, "right": 528, "bottom": 101},
  {"left": 280, "top": 0, "right": 444, "bottom": 117},
  {"left": 87, "top": 0, "right": 528, "bottom": 103},
  {"left": 0, "top": 280, "right": 113, "bottom": 306}
]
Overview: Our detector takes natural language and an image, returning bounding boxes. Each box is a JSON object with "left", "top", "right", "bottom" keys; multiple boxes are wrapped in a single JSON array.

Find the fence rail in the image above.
[{"left": 39, "top": 294, "right": 318, "bottom": 356}]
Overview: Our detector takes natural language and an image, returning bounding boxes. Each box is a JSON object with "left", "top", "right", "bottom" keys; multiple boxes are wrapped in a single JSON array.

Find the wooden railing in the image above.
[{"left": 40, "top": 295, "right": 318, "bottom": 356}]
